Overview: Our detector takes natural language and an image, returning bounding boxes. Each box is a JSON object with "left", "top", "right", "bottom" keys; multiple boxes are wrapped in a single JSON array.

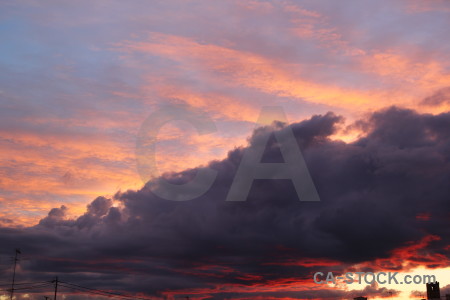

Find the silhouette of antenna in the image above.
[{"left": 10, "top": 248, "right": 21, "bottom": 300}]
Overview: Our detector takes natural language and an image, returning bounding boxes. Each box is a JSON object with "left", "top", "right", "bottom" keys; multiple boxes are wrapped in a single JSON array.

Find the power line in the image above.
[
  {"left": 60, "top": 282, "right": 149, "bottom": 300},
  {"left": 1, "top": 277, "right": 155, "bottom": 300},
  {"left": 0, "top": 281, "right": 50, "bottom": 287},
  {"left": 12, "top": 283, "right": 53, "bottom": 291},
  {"left": 0, "top": 282, "right": 53, "bottom": 292},
  {"left": 60, "top": 284, "right": 130, "bottom": 299},
  {"left": 59, "top": 281, "right": 152, "bottom": 300}
]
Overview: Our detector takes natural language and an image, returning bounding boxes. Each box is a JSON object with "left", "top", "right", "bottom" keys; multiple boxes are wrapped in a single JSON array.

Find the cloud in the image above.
[
  {"left": 421, "top": 87, "right": 450, "bottom": 106},
  {"left": 442, "top": 284, "right": 450, "bottom": 296},
  {"left": 118, "top": 32, "right": 387, "bottom": 111},
  {"left": 3, "top": 0, "right": 450, "bottom": 227},
  {"left": 0, "top": 106, "right": 449, "bottom": 299},
  {"left": 410, "top": 283, "right": 450, "bottom": 298}
]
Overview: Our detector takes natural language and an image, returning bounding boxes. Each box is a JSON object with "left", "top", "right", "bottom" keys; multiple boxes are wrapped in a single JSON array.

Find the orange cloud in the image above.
[
  {"left": 117, "top": 33, "right": 394, "bottom": 112},
  {"left": 351, "top": 235, "right": 450, "bottom": 272}
]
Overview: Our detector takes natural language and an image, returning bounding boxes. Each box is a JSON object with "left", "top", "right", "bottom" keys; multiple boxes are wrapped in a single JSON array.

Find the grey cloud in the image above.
[{"left": 1, "top": 107, "right": 449, "bottom": 299}]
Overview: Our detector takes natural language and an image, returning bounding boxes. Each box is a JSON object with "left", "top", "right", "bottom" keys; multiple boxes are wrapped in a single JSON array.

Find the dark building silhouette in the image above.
[
  {"left": 426, "top": 281, "right": 440, "bottom": 300},
  {"left": 354, "top": 297, "right": 367, "bottom": 300},
  {"left": 445, "top": 294, "right": 450, "bottom": 300}
]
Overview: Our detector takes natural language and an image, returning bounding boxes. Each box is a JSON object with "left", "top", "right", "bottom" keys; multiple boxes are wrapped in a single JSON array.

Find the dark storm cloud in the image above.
[{"left": 1, "top": 106, "right": 449, "bottom": 299}]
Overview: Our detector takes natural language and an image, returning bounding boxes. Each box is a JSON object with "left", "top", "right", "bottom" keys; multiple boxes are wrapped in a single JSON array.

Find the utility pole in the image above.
[
  {"left": 10, "top": 248, "right": 21, "bottom": 300},
  {"left": 53, "top": 276, "right": 58, "bottom": 300}
]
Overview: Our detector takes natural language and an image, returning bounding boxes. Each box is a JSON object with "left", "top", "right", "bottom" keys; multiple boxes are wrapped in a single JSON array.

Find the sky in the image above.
[{"left": 0, "top": 0, "right": 450, "bottom": 299}]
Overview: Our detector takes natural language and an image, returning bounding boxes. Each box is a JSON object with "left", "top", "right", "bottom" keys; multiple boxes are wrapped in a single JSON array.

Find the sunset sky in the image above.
[{"left": 1, "top": 0, "right": 450, "bottom": 299}]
